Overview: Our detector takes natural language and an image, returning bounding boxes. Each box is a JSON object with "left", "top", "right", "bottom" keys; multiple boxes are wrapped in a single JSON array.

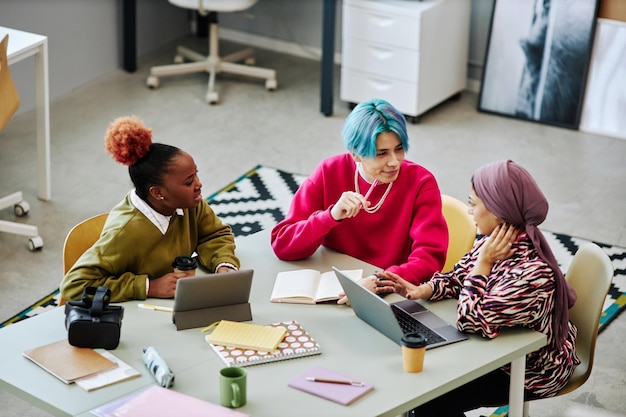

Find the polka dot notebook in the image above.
[{"left": 206, "top": 320, "right": 322, "bottom": 367}]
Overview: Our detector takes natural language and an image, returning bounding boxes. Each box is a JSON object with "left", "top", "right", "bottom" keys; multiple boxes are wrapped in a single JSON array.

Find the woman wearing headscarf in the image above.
[{"left": 377, "top": 160, "right": 579, "bottom": 417}]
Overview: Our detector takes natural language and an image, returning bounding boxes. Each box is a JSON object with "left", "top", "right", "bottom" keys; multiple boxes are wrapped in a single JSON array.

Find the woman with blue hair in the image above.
[{"left": 271, "top": 99, "right": 448, "bottom": 295}]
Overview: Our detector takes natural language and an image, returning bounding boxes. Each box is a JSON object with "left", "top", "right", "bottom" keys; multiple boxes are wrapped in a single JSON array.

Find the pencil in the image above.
[{"left": 305, "top": 376, "right": 364, "bottom": 387}]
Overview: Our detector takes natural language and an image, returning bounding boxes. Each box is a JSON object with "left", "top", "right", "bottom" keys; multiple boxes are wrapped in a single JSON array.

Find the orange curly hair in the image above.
[{"left": 104, "top": 116, "right": 153, "bottom": 166}]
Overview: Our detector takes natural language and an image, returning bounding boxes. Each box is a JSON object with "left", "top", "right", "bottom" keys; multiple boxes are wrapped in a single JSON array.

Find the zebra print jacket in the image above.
[{"left": 428, "top": 232, "right": 580, "bottom": 397}]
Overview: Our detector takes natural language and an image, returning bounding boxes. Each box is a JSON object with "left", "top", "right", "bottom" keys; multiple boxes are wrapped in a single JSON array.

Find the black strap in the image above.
[{"left": 79, "top": 286, "right": 111, "bottom": 317}]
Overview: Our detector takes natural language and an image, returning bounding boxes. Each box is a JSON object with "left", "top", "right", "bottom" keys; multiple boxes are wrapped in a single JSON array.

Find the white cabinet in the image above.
[{"left": 340, "top": 0, "right": 471, "bottom": 123}]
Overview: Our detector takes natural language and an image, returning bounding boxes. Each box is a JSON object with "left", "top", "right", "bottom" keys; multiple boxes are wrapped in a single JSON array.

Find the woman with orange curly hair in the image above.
[{"left": 60, "top": 116, "right": 240, "bottom": 303}]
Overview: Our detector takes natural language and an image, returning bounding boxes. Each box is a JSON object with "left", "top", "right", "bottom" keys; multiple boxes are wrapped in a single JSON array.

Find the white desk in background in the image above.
[
  {"left": 0, "top": 229, "right": 545, "bottom": 417},
  {"left": 1, "top": 26, "right": 51, "bottom": 201}
]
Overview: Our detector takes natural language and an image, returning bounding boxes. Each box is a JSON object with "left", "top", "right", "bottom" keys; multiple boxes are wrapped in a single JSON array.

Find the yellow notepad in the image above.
[{"left": 206, "top": 320, "right": 287, "bottom": 352}]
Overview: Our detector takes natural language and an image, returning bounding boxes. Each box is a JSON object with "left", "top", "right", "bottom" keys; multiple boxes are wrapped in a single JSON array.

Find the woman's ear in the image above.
[
  {"left": 149, "top": 186, "right": 165, "bottom": 201},
  {"left": 352, "top": 153, "right": 361, "bottom": 163}
]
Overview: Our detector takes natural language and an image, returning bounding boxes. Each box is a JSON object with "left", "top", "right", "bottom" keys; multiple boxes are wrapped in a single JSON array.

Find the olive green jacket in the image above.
[{"left": 60, "top": 195, "right": 239, "bottom": 302}]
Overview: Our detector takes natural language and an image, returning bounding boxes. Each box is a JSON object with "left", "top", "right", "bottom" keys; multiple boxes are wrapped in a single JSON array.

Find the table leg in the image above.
[
  {"left": 122, "top": 0, "right": 137, "bottom": 72},
  {"left": 34, "top": 39, "right": 51, "bottom": 201},
  {"left": 508, "top": 355, "right": 527, "bottom": 417},
  {"left": 320, "top": 0, "right": 336, "bottom": 117}
]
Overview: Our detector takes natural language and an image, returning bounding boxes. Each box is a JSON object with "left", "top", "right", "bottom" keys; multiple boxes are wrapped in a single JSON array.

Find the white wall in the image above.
[
  {"left": 1, "top": 0, "right": 188, "bottom": 115},
  {"left": 1, "top": 0, "right": 494, "bottom": 114}
]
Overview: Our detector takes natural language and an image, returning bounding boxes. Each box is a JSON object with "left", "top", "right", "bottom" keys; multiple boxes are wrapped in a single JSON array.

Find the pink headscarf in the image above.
[{"left": 473, "top": 160, "right": 576, "bottom": 345}]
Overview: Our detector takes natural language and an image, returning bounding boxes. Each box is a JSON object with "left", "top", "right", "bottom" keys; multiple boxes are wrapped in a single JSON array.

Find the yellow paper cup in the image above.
[{"left": 400, "top": 333, "right": 427, "bottom": 373}]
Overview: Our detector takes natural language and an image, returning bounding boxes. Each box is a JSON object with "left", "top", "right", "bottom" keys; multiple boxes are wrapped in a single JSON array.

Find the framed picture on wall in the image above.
[
  {"left": 579, "top": 18, "right": 626, "bottom": 139},
  {"left": 478, "top": 0, "right": 600, "bottom": 130}
]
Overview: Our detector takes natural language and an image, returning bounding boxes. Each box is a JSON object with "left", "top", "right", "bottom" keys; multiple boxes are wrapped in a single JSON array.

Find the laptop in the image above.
[
  {"left": 172, "top": 269, "right": 254, "bottom": 331},
  {"left": 333, "top": 267, "right": 467, "bottom": 349}
]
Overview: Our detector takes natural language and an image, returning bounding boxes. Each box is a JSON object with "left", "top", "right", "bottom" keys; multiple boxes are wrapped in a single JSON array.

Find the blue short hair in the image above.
[{"left": 341, "top": 99, "right": 409, "bottom": 158}]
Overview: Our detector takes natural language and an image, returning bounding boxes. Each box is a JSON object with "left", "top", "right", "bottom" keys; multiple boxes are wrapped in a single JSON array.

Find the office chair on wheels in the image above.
[
  {"left": 147, "top": 0, "right": 277, "bottom": 104},
  {"left": 0, "top": 192, "right": 43, "bottom": 251},
  {"left": 0, "top": 34, "right": 43, "bottom": 251}
]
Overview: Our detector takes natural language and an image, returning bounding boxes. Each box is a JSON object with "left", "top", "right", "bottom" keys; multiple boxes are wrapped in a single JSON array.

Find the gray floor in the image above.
[{"left": 1, "top": 35, "right": 625, "bottom": 417}]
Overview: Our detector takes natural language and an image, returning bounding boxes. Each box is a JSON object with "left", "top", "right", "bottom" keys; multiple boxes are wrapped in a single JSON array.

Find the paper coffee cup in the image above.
[
  {"left": 400, "top": 333, "right": 427, "bottom": 373},
  {"left": 172, "top": 256, "right": 198, "bottom": 276}
]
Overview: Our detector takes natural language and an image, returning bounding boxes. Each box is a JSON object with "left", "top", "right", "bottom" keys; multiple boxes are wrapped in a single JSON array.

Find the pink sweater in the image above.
[{"left": 271, "top": 154, "right": 448, "bottom": 284}]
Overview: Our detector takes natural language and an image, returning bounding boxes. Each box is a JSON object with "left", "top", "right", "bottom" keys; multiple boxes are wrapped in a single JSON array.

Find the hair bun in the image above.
[{"left": 104, "top": 116, "right": 153, "bottom": 166}]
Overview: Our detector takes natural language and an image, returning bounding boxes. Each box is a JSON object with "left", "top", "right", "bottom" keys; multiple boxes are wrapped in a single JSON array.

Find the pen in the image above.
[
  {"left": 362, "top": 179, "right": 378, "bottom": 203},
  {"left": 305, "top": 377, "right": 364, "bottom": 387},
  {"left": 137, "top": 303, "right": 173, "bottom": 312}
]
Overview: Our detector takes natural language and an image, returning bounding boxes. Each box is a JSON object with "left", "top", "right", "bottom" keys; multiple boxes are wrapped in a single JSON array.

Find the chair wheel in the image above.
[
  {"left": 146, "top": 75, "right": 160, "bottom": 89},
  {"left": 265, "top": 79, "right": 277, "bottom": 91},
  {"left": 14, "top": 200, "right": 30, "bottom": 217},
  {"left": 174, "top": 54, "right": 184, "bottom": 64},
  {"left": 28, "top": 236, "right": 44, "bottom": 251},
  {"left": 206, "top": 91, "right": 219, "bottom": 104}
]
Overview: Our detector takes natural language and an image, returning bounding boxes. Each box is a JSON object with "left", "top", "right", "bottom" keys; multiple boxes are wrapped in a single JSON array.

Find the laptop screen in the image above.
[
  {"left": 333, "top": 267, "right": 406, "bottom": 343},
  {"left": 333, "top": 267, "right": 467, "bottom": 348}
]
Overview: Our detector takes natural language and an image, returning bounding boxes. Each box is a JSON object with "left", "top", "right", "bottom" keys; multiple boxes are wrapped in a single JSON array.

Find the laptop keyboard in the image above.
[{"left": 392, "top": 305, "right": 446, "bottom": 346}]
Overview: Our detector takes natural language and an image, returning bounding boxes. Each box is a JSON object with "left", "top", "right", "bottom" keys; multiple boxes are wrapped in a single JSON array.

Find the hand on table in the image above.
[{"left": 336, "top": 274, "right": 391, "bottom": 305}]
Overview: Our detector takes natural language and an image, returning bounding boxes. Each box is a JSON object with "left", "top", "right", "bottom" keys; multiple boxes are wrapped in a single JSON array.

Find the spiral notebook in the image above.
[{"left": 206, "top": 320, "right": 322, "bottom": 367}]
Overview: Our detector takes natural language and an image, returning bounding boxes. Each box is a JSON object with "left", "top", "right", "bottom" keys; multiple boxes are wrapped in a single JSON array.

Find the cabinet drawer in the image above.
[
  {"left": 340, "top": 68, "right": 419, "bottom": 116},
  {"left": 343, "top": 3, "right": 422, "bottom": 49},
  {"left": 342, "top": 39, "right": 419, "bottom": 82}
]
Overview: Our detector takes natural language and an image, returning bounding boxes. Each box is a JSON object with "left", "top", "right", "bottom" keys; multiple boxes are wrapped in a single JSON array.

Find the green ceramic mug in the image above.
[{"left": 219, "top": 367, "right": 247, "bottom": 408}]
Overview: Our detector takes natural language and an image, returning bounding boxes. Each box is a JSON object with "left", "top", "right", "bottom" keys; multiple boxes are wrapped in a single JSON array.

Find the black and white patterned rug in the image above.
[{"left": 2, "top": 165, "right": 625, "bottom": 332}]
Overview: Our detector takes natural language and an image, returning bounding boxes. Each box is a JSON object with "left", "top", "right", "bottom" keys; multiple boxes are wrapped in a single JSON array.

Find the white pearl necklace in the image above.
[{"left": 354, "top": 167, "right": 393, "bottom": 214}]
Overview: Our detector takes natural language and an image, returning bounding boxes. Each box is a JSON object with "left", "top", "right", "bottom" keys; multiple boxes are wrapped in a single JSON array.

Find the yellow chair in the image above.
[
  {"left": 63, "top": 213, "right": 108, "bottom": 274},
  {"left": 440, "top": 194, "right": 476, "bottom": 272},
  {"left": 146, "top": 0, "right": 277, "bottom": 104},
  {"left": 60, "top": 213, "right": 108, "bottom": 305}
]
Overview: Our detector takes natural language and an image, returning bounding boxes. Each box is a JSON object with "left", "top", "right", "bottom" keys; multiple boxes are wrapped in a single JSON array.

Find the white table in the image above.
[
  {"left": 0, "top": 230, "right": 545, "bottom": 417},
  {"left": 1, "top": 26, "right": 51, "bottom": 201}
]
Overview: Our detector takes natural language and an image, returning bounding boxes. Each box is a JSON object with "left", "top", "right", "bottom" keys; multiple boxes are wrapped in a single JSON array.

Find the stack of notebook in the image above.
[{"left": 206, "top": 320, "right": 322, "bottom": 367}]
